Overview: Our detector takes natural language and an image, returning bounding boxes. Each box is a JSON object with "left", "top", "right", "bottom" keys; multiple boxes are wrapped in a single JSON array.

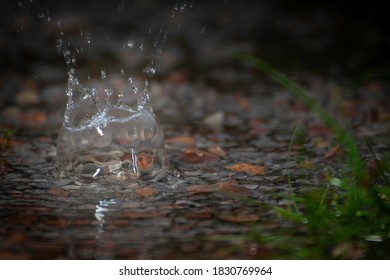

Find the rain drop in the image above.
[
  {"left": 174, "top": 3, "right": 187, "bottom": 13},
  {"left": 104, "top": 88, "right": 113, "bottom": 97},
  {"left": 143, "top": 65, "right": 157, "bottom": 77},
  {"left": 101, "top": 69, "right": 107, "bottom": 80},
  {"left": 126, "top": 39, "right": 134, "bottom": 48}
]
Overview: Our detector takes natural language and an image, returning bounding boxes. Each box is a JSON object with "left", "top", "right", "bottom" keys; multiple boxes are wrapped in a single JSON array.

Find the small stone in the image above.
[
  {"left": 137, "top": 152, "right": 154, "bottom": 171},
  {"left": 136, "top": 186, "right": 159, "bottom": 197},
  {"left": 48, "top": 188, "right": 69, "bottom": 197},
  {"left": 166, "top": 136, "right": 196, "bottom": 147},
  {"left": 16, "top": 90, "right": 40, "bottom": 106},
  {"left": 227, "top": 163, "right": 266, "bottom": 176},
  {"left": 186, "top": 212, "right": 213, "bottom": 219},
  {"left": 207, "top": 145, "right": 227, "bottom": 157},
  {"left": 62, "top": 185, "right": 81, "bottom": 190},
  {"left": 180, "top": 147, "right": 220, "bottom": 164},
  {"left": 202, "top": 111, "right": 225, "bottom": 129},
  {"left": 242, "top": 184, "right": 259, "bottom": 190}
]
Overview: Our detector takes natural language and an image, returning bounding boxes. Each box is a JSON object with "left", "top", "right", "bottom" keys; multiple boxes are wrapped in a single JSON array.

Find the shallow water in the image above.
[{"left": 1, "top": 0, "right": 389, "bottom": 259}]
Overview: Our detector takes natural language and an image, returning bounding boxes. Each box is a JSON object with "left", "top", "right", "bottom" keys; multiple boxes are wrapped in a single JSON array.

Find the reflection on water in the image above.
[
  {"left": 95, "top": 199, "right": 116, "bottom": 234},
  {"left": 92, "top": 198, "right": 165, "bottom": 259}
]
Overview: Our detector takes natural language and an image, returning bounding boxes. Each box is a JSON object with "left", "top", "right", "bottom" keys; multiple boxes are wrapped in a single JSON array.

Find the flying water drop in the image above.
[
  {"left": 126, "top": 39, "right": 134, "bottom": 48},
  {"left": 101, "top": 69, "right": 107, "bottom": 80},
  {"left": 143, "top": 65, "right": 158, "bottom": 77}
]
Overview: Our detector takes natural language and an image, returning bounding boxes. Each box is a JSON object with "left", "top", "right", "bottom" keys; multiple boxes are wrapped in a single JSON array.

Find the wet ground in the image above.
[{"left": 1, "top": 0, "right": 390, "bottom": 259}]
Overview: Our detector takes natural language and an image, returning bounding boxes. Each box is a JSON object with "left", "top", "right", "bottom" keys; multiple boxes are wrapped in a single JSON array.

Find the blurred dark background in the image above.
[{"left": 1, "top": 0, "right": 389, "bottom": 82}]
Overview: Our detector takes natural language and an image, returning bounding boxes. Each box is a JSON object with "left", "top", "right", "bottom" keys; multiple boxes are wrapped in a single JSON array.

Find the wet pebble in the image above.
[
  {"left": 62, "top": 185, "right": 81, "bottom": 190},
  {"left": 16, "top": 90, "right": 40, "bottom": 106},
  {"left": 242, "top": 184, "right": 259, "bottom": 190}
]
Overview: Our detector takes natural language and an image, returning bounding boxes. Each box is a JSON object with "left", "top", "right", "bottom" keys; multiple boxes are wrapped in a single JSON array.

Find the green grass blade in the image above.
[{"left": 237, "top": 53, "right": 364, "bottom": 181}]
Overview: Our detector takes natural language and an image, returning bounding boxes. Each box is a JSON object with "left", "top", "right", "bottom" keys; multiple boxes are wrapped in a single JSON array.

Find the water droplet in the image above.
[
  {"left": 93, "top": 168, "right": 101, "bottom": 177},
  {"left": 86, "top": 33, "right": 92, "bottom": 44},
  {"left": 126, "top": 39, "right": 134, "bottom": 48},
  {"left": 174, "top": 3, "right": 187, "bottom": 13},
  {"left": 66, "top": 88, "right": 73, "bottom": 97},
  {"left": 139, "top": 43, "right": 144, "bottom": 51},
  {"left": 335, "top": 210, "right": 341, "bottom": 217},
  {"left": 101, "top": 69, "right": 107, "bottom": 80},
  {"left": 37, "top": 7, "right": 51, "bottom": 23},
  {"left": 56, "top": 38, "right": 63, "bottom": 52},
  {"left": 117, "top": 92, "right": 124, "bottom": 103},
  {"left": 301, "top": 218, "right": 308, "bottom": 224},
  {"left": 143, "top": 65, "right": 157, "bottom": 77},
  {"left": 104, "top": 89, "right": 113, "bottom": 99},
  {"left": 133, "top": 85, "right": 139, "bottom": 95},
  {"left": 96, "top": 126, "right": 104, "bottom": 136},
  {"left": 120, "top": 69, "right": 125, "bottom": 76},
  {"left": 128, "top": 77, "right": 133, "bottom": 84}
]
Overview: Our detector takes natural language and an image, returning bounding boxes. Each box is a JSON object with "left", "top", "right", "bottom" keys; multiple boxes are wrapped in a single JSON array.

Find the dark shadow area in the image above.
[{"left": 1, "top": 0, "right": 389, "bottom": 77}]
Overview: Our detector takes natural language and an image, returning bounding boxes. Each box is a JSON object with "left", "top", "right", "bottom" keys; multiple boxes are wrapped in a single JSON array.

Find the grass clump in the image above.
[{"left": 238, "top": 53, "right": 390, "bottom": 259}]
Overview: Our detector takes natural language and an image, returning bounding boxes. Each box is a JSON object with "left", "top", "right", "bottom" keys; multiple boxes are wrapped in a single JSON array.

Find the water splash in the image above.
[
  {"left": 55, "top": 47, "right": 170, "bottom": 182},
  {"left": 124, "top": 39, "right": 135, "bottom": 48},
  {"left": 54, "top": 1, "right": 194, "bottom": 183},
  {"left": 37, "top": 7, "right": 51, "bottom": 22},
  {"left": 100, "top": 69, "right": 107, "bottom": 80},
  {"left": 55, "top": 79, "right": 170, "bottom": 182}
]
